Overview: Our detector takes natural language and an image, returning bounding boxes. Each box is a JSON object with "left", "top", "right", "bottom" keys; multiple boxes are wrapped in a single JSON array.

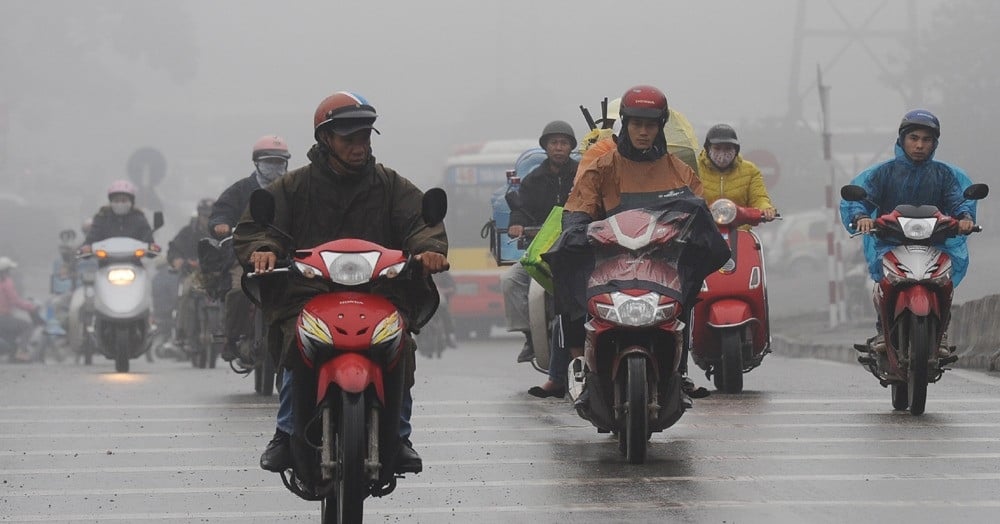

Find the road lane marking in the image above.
[{"left": 7, "top": 452, "right": 1000, "bottom": 476}]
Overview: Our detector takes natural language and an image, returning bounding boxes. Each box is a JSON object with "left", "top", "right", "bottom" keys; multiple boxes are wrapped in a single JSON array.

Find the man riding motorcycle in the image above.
[
  {"left": 501, "top": 120, "right": 579, "bottom": 369},
  {"left": 209, "top": 135, "right": 291, "bottom": 363},
  {"left": 840, "top": 109, "right": 977, "bottom": 358},
  {"left": 234, "top": 91, "right": 448, "bottom": 474},
  {"left": 555, "top": 85, "right": 714, "bottom": 404},
  {"left": 168, "top": 198, "right": 215, "bottom": 351}
]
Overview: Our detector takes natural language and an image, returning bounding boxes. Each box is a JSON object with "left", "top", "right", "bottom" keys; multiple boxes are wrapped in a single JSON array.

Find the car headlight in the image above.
[
  {"left": 107, "top": 268, "right": 136, "bottom": 285},
  {"left": 899, "top": 217, "right": 936, "bottom": 240},
  {"left": 327, "top": 254, "right": 374, "bottom": 285},
  {"left": 595, "top": 292, "right": 677, "bottom": 327},
  {"left": 711, "top": 199, "right": 737, "bottom": 225}
]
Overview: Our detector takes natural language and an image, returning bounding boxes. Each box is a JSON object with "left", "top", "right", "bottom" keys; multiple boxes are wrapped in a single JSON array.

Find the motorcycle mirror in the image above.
[
  {"left": 59, "top": 229, "right": 77, "bottom": 242},
  {"left": 963, "top": 183, "right": 989, "bottom": 200},
  {"left": 249, "top": 189, "right": 276, "bottom": 226},
  {"left": 840, "top": 185, "right": 868, "bottom": 202},
  {"left": 421, "top": 187, "right": 448, "bottom": 226},
  {"left": 153, "top": 211, "right": 165, "bottom": 231}
]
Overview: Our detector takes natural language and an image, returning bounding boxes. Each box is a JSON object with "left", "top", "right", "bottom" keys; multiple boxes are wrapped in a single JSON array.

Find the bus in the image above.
[{"left": 440, "top": 139, "right": 536, "bottom": 339}]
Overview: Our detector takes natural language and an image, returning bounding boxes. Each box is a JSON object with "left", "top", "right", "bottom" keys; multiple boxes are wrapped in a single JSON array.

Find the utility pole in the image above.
[{"left": 817, "top": 67, "right": 846, "bottom": 327}]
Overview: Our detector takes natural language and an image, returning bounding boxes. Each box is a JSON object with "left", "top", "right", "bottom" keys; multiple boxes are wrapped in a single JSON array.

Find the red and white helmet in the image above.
[
  {"left": 107, "top": 179, "right": 137, "bottom": 200},
  {"left": 252, "top": 135, "right": 291, "bottom": 162},
  {"left": 313, "top": 91, "right": 378, "bottom": 140}
]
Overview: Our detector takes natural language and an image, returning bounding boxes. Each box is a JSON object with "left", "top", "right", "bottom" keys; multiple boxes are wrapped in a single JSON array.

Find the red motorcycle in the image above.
[
  {"left": 842, "top": 183, "right": 988, "bottom": 415},
  {"left": 573, "top": 202, "right": 727, "bottom": 464},
  {"left": 246, "top": 188, "right": 447, "bottom": 523},
  {"left": 690, "top": 199, "right": 775, "bottom": 393}
]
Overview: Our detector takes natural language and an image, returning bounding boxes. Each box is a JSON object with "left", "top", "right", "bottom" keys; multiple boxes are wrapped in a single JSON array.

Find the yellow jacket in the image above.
[{"left": 697, "top": 149, "right": 774, "bottom": 211}]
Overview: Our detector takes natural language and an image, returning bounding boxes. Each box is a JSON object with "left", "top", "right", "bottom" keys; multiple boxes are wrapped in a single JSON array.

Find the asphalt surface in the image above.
[{"left": 3, "top": 332, "right": 1000, "bottom": 524}]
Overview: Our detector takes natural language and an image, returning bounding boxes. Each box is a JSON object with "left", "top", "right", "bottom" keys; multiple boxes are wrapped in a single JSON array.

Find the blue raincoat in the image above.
[{"left": 840, "top": 142, "right": 977, "bottom": 286}]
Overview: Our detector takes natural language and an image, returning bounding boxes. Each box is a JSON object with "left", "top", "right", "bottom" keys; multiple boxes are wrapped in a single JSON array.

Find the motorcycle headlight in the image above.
[
  {"left": 595, "top": 292, "right": 677, "bottom": 327},
  {"left": 711, "top": 199, "right": 738, "bottom": 225},
  {"left": 327, "top": 254, "right": 374, "bottom": 286},
  {"left": 899, "top": 217, "right": 936, "bottom": 240},
  {"left": 107, "top": 268, "right": 136, "bottom": 285}
]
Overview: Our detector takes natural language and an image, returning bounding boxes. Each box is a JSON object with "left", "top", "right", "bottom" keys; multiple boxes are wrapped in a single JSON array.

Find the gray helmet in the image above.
[
  {"left": 539, "top": 120, "right": 577, "bottom": 150},
  {"left": 704, "top": 124, "right": 740, "bottom": 154}
]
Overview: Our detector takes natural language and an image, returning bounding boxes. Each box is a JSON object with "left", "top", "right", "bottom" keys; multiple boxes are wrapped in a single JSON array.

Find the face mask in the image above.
[
  {"left": 709, "top": 149, "right": 737, "bottom": 169},
  {"left": 110, "top": 202, "right": 132, "bottom": 216},
  {"left": 255, "top": 159, "right": 287, "bottom": 185}
]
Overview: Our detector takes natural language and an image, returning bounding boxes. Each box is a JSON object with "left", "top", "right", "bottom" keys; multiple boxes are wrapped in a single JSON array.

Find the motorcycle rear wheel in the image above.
[
  {"left": 713, "top": 329, "right": 744, "bottom": 394},
  {"left": 619, "top": 355, "right": 649, "bottom": 464},
  {"left": 907, "top": 315, "right": 932, "bottom": 416},
  {"left": 326, "top": 393, "right": 366, "bottom": 523}
]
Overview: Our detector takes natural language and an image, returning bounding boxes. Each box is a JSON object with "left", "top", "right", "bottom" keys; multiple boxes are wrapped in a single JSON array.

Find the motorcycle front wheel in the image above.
[
  {"left": 907, "top": 315, "right": 933, "bottom": 416},
  {"left": 325, "top": 393, "right": 366, "bottom": 523},
  {"left": 713, "top": 328, "right": 744, "bottom": 394},
  {"left": 114, "top": 327, "right": 130, "bottom": 373},
  {"left": 619, "top": 355, "right": 649, "bottom": 464}
]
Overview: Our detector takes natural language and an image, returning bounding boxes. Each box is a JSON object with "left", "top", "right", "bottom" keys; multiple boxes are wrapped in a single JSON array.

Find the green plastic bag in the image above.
[{"left": 520, "top": 206, "right": 562, "bottom": 293}]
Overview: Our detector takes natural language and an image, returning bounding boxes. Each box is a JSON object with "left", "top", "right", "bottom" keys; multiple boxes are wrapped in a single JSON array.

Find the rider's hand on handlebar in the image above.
[
  {"left": 213, "top": 224, "right": 231, "bottom": 238},
  {"left": 959, "top": 218, "right": 976, "bottom": 234},
  {"left": 171, "top": 258, "right": 185, "bottom": 271},
  {"left": 855, "top": 217, "right": 874, "bottom": 233},
  {"left": 250, "top": 250, "right": 277, "bottom": 273},
  {"left": 414, "top": 252, "right": 449, "bottom": 276},
  {"left": 78, "top": 245, "right": 92, "bottom": 255},
  {"left": 507, "top": 225, "right": 523, "bottom": 238},
  {"left": 761, "top": 208, "right": 777, "bottom": 221}
]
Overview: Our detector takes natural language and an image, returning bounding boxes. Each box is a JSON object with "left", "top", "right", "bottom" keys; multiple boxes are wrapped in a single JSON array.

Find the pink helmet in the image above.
[
  {"left": 107, "top": 179, "right": 137, "bottom": 200},
  {"left": 252, "top": 135, "right": 291, "bottom": 162}
]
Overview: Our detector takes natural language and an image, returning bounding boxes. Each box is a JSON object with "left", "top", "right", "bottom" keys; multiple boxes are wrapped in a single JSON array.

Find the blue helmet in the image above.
[{"left": 898, "top": 109, "right": 940, "bottom": 139}]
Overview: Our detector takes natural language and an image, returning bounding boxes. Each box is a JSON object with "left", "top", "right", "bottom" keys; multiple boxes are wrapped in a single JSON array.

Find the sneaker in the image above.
[
  {"left": 516, "top": 339, "right": 535, "bottom": 363},
  {"left": 681, "top": 375, "right": 710, "bottom": 399},
  {"left": 937, "top": 332, "right": 952, "bottom": 359},
  {"left": 259, "top": 429, "right": 292, "bottom": 472}
]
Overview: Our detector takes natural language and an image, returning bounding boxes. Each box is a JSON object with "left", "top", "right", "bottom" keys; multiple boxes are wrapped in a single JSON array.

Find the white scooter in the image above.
[{"left": 69, "top": 213, "right": 164, "bottom": 372}]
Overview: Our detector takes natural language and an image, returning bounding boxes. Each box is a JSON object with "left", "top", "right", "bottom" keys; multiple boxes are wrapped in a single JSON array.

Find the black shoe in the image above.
[
  {"left": 516, "top": 340, "right": 535, "bottom": 363},
  {"left": 681, "top": 376, "right": 710, "bottom": 399},
  {"left": 396, "top": 439, "right": 423, "bottom": 473},
  {"left": 528, "top": 385, "right": 566, "bottom": 398},
  {"left": 259, "top": 429, "right": 292, "bottom": 472}
]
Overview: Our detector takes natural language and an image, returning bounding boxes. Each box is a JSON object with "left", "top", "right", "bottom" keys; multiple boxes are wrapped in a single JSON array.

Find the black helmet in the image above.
[
  {"left": 704, "top": 124, "right": 740, "bottom": 153},
  {"left": 539, "top": 120, "right": 577, "bottom": 150},
  {"left": 898, "top": 109, "right": 940, "bottom": 139}
]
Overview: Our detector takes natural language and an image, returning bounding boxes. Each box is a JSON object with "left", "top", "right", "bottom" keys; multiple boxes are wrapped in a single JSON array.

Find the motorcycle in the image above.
[
  {"left": 245, "top": 187, "right": 447, "bottom": 523},
  {"left": 72, "top": 212, "right": 164, "bottom": 372},
  {"left": 842, "top": 183, "right": 988, "bottom": 415},
  {"left": 690, "top": 199, "right": 776, "bottom": 393},
  {"left": 572, "top": 201, "right": 726, "bottom": 464}
]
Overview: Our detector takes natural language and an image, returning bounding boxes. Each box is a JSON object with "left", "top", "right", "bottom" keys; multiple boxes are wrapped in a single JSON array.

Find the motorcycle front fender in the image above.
[
  {"left": 706, "top": 299, "right": 756, "bottom": 328},
  {"left": 893, "top": 286, "right": 938, "bottom": 319},
  {"left": 316, "top": 352, "right": 385, "bottom": 405}
]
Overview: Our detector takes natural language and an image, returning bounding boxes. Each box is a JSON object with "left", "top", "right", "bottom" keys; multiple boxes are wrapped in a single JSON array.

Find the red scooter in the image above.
[
  {"left": 690, "top": 199, "right": 775, "bottom": 393},
  {"left": 245, "top": 189, "right": 447, "bottom": 523},
  {"left": 843, "top": 183, "right": 988, "bottom": 416},
  {"left": 573, "top": 201, "right": 727, "bottom": 464}
]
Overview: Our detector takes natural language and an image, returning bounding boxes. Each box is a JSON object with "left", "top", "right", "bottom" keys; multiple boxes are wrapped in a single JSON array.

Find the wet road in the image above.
[{"left": 3, "top": 338, "right": 1000, "bottom": 523}]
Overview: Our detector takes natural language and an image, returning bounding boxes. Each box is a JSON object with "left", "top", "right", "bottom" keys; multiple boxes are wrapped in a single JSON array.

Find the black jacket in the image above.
[
  {"left": 508, "top": 158, "right": 579, "bottom": 227},
  {"left": 167, "top": 218, "right": 209, "bottom": 265},
  {"left": 209, "top": 173, "right": 261, "bottom": 233},
  {"left": 85, "top": 207, "right": 153, "bottom": 245}
]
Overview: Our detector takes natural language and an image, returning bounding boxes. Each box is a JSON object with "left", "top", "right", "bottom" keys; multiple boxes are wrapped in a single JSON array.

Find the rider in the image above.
[
  {"left": 0, "top": 256, "right": 42, "bottom": 362},
  {"left": 698, "top": 124, "right": 777, "bottom": 222},
  {"left": 82, "top": 180, "right": 154, "bottom": 249},
  {"left": 167, "top": 198, "right": 215, "bottom": 351},
  {"left": 556, "top": 84, "right": 710, "bottom": 401},
  {"left": 234, "top": 91, "right": 449, "bottom": 474},
  {"left": 501, "top": 120, "right": 578, "bottom": 366},
  {"left": 840, "top": 109, "right": 977, "bottom": 358},
  {"left": 208, "top": 135, "right": 291, "bottom": 362}
]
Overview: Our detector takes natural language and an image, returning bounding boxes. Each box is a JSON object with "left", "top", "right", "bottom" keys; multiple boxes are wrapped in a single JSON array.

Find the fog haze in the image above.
[{"left": 4, "top": 0, "right": 986, "bottom": 295}]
